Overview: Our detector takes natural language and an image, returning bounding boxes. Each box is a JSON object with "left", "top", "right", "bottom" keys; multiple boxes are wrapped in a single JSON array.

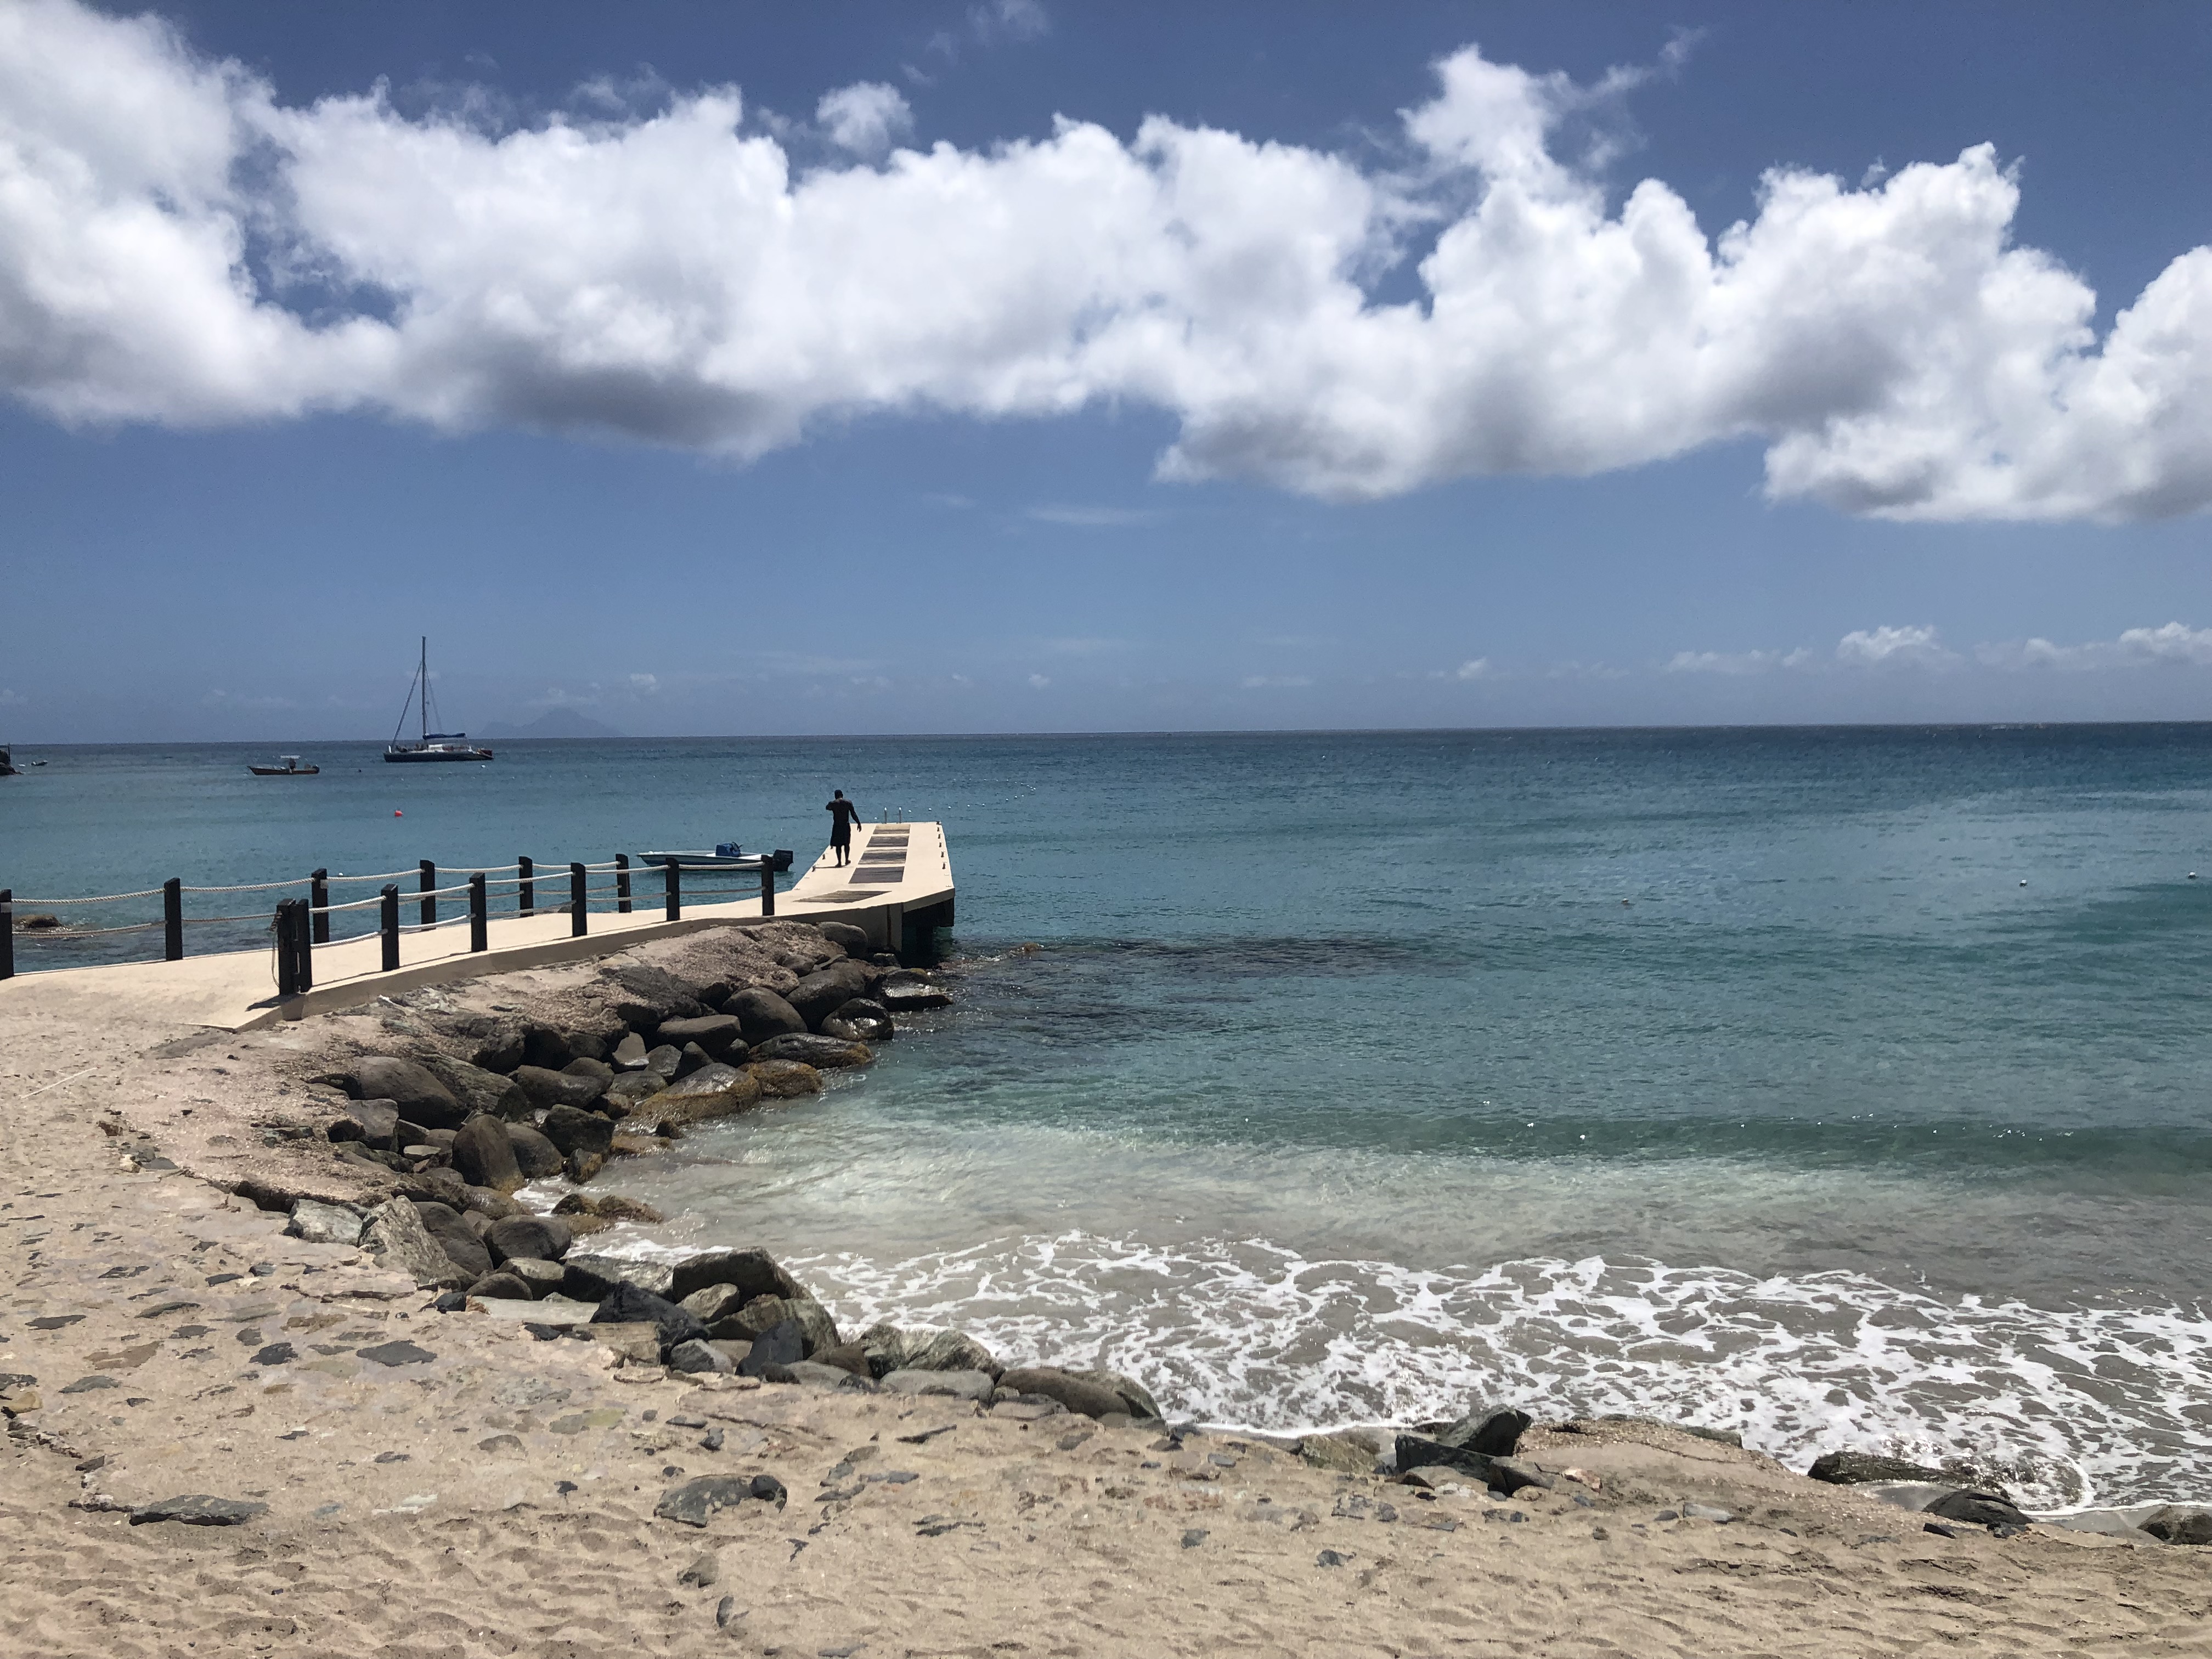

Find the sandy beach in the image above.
[{"left": 3, "top": 923, "right": 2209, "bottom": 1659}]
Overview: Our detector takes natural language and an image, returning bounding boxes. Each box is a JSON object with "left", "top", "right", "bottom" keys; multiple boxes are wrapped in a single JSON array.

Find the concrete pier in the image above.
[{"left": 0, "top": 822, "right": 953, "bottom": 1033}]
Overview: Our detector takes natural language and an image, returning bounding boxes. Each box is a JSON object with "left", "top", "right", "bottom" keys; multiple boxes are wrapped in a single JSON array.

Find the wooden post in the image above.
[
  {"left": 664, "top": 857, "right": 681, "bottom": 922},
  {"left": 518, "top": 856, "right": 534, "bottom": 916},
  {"left": 380, "top": 883, "right": 400, "bottom": 972},
  {"left": 163, "top": 878, "right": 183, "bottom": 962},
  {"left": 616, "top": 853, "right": 631, "bottom": 915},
  {"left": 570, "top": 862, "right": 588, "bottom": 938},
  {"left": 419, "top": 859, "right": 437, "bottom": 927},
  {"left": 310, "top": 868, "right": 330, "bottom": 944},
  {"left": 0, "top": 889, "right": 12, "bottom": 981},
  {"left": 469, "top": 872, "right": 488, "bottom": 952},
  {"left": 292, "top": 897, "right": 313, "bottom": 992},
  {"left": 275, "top": 899, "right": 312, "bottom": 996},
  {"left": 759, "top": 857, "right": 776, "bottom": 917}
]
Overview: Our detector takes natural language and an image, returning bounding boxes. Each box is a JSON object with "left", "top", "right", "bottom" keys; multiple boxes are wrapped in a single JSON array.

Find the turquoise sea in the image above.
[{"left": 6, "top": 726, "right": 2211, "bottom": 1507}]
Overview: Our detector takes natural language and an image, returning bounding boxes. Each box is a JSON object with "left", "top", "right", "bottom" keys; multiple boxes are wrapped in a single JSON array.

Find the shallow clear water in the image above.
[{"left": 8, "top": 727, "right": 2212, "bottom": 1506}]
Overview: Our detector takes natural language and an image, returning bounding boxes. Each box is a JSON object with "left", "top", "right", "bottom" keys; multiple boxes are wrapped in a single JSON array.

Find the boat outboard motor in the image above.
[{"left": 771, "top": 850, "right": 794, "bottom": 872}]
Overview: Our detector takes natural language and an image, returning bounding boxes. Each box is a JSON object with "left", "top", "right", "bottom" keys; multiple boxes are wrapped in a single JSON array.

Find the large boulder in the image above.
[
  {"left": 611, "top": 1031, "right": 649, "bottom": 1071},
  {"left": 593, "top": 1281, "right": 706, "bottom": 1357},
  {"left": 503, "top": 1257, "right": 566, "bottom": 1297},
  {"left": 822, "top": 999, "right": 894, "bottom": 1043},
  {"left": 720, "top": 1294, "right": 839, "bottom": 1356},
  {"left": 414, "top": 1053, "right": 532, "bottom": 1123},
  {"left": 1069, "top": 1366, "right": 1160, "bottom": 1420},
  {"left": 881, "top": 1369, "right": 995, "bottom": 1402},
  {"left": 997, "top": 1366, "right": 1133, "bottom": 1421},
  {"left": 680, "top": 1283, "right": 749, "bottom": 1326},
  {"left": 469, "top": 1025, "right": 526, "bottom": 1074},
  {"left": 519, "top": 1024, "right": 575, "bottom": 1071},
  {"left": 656, "top": 1015, "right": 747, "bottom": 1062},
  {"left": 749, "top": 1033, "right": 873, "bottom": 1070},
  {"left": 1806, "top": 1451, "right": 1951, "bottom": 1487},
  {"left": 1392, "top": 1435, "right": 1553, "bottom": 1496},
  {"left": 1434, "top": 1406, "right": 1532, "bottom": 1457},
  {"left": 636, "top": 1064, "right": 764, "bottom": 1128},
  {"left": 337, "top": 1099, "right": 400, "bottom": 1149},
  {"left": 505, "top": 1122, "right": 565, "bottom": 1180},
  {"left": 562, "top": 1057, "right": 616, "bottom": 1088},
  {"left": 413, "top": 1201, "right": 492, "bottom": 1279},
  {"left": 345, "top": 1058, "right": 464, "bottom": 1130},
  {"left": 539, "top": 1105, "right": 616, "bottom": 1159},
  {"left": 512, "top": 1065, "right": 605, "bottom": 1111},
  {"left": 484, "top": 1212, "right": 572, "bottom": 1266},
  {"left": 450, "top": 1114, "right": 523, "bottom": 1193},
  {"left": 736, "top": 1318, "right": 806, "bottom": 1377},
  {"left": 1923, "top": 1488, "right": 2032, "bottom": 1530},
  {"left": 562, "top": 1253, "right": 678, "bottom": 1302},
  {"left": 816, "top": 921, "right": 870, "bottom": 957},
  {"left": 284, "top": 1199, "right": 364, "bottom": 1248},
  {"left": 361, "top": 1198, "right": 472, "bottom": 1289},
  {"left": 785, "top": 962, "right": 870, "bottom": 1031},
  {"left": 860, "top": 1325, "right": 1002, "bottom": 1380},
  {"left": 604, "top": 1072, "right": 666, "bottom": 1112},
  {"left": 466, "top": 1271, "right": 533, "bottom": 1300},
  {"left": 2140, "top": 1505, "right": 2212, "bottom": 1546},
  {"left": 669, "top": 1247, "right": 805, "bottom": 1305},
  {"left": 723, "top": 986, "right": 806, "bottom": 1045},
  {"left": 746, "top": 1059, "right": 822, "bottom": 1098},
  {"left": 600, "top": 962, "right": 710, "bottom": 1028},
  {"left": 877, "top": 973, "right": 952, "bottom": 1013}
]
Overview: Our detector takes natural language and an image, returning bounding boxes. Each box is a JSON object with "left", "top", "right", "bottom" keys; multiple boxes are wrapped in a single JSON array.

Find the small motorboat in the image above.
[
  {"left": 637, "top": 844, "right": 795, "bottom": 871},
  {"left": 249, "top": 755, "right": 320, "bottom": 776}
]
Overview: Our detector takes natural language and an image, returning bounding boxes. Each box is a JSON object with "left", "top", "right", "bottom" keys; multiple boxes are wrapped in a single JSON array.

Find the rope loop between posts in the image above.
[
  {"left": 178, "top": 876, "right": 313, "bottom": 894},
  {"left": 10, "top": 887, "right": 168, "bottom": 906},
  {"left": 320, "top": 867, "right": 433, "bottom": 885}
]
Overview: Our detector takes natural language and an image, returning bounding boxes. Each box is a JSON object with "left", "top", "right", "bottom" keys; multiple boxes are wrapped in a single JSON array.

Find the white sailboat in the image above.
[{"left": 385, "top": 638, "right": 494, "bottom": 764}]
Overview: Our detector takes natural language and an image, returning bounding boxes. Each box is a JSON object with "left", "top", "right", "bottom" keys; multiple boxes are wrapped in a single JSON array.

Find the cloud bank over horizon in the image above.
[{"left": 4, "top": 0, "right": 2211, "bottom": 521}]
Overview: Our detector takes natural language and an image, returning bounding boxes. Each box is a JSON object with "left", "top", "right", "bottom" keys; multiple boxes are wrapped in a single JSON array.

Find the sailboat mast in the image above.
[{"left": 420, "top": 637, "right": 429, "bottom": 742}]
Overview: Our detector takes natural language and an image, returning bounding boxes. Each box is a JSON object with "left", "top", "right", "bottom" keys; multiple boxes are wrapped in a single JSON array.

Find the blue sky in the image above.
[{"left": 2, "top": 0, "right": 2209, "bottom": 740}]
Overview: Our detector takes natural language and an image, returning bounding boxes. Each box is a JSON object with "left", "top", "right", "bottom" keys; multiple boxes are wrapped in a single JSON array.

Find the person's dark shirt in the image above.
[{"left": 826, "top": 798, "right": 860, "bottom": 833}]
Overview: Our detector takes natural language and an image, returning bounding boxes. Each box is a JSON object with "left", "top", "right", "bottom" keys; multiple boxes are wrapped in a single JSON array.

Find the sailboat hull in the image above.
[{"left": 384, "top": 744, "right": 493, "bottom": 762}]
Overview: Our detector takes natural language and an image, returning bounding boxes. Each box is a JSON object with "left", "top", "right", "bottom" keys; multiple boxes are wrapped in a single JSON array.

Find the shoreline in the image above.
[{"left": 3, "top": 917, "right": 2210, "bottom": 1651}]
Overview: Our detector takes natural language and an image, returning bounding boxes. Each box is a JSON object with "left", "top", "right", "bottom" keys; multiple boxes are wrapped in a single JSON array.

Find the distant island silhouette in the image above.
[{"left": 478, "top": 708, "right": 627, "bottom": 740}]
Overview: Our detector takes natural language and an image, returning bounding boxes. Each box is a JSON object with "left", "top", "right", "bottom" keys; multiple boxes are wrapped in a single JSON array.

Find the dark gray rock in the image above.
[
  {"left": 720, "top": 1294, "right": 838, "bottom": 1356},
  {"left": 413, "top": 1201, "right": 493, "bottom": 1279},
  {"left": 641, "top": 1043, "right": 681, "bottom": 1079},
  {"left": 505, "top": 1122, "right": 565, "bottom": 1180},
  {"left": 669, "top": 1338, "right": 735, "bottom": 1375},
  {"left": 637, "top": 1063, "right": 763, "bottom": 1127},
  {"left": 462, "top": 1185, "right": 521, "bottom": 1220},
  {"left": 823, "top": 1000, "right": 894, "bottom": 1043},
  {"left": 669, "top": 1248, "right": 805, "bottom": 1305},
  {"left": 512, "top": 1065, "right": 605, "bottom": 1111},
  {"left": 996, "top": 1367, "right": 1132, "bottom": 1421},
  {"left": 520, "top": 1024, "right": 575, "bottom": 1071},
  {"left": 679, "top": 1283, "right": 747, "bottom": 1325},
  {"left": 737, "top": 1318, "right": 805, "bottom": 1376},
  {"left": 466, "top": 1272, "right": 533, "bottom": 1300},
  {"left": 470, "top": 1025, "right": 526, "bottom": 1074},
  {"left": 450, "top": 1114, "right": 523, "bottom": 1193},
  {"left": 881, "top": 1368, "right": 995, "bottom": 1402},
  {"left": 1923, "top": 1489, "right": 2033, "bottom": 1530},
  {"left": 414, "top": 1053, "right": 532, "bottom": 1123},
  {"left": 1392, "top": 1435, "right": 1554, "bottom": 1496},
  {"left": 362, "top": 1198, "right": 473, "bottom": 1289},
  {"left": 749, "top": 1032, "right": 873, "bottom": 1069},
  {"left": 250, "top": 1342, "right": 296, "bottom": 1366},
  {"left": 503, "top": 1257, "right": 567, "bottom": 1297},
  {"left": 723, "top": 986, "right": 807, "bottom": 1044},
  {"left": 562, "top": 1057, "right": 616, "bottom": 1090},
  {"left": 656, "top": 1015, "right": 747, "bottom": 1061},
  {"left": 562, "top": 1253, "right": 678, "bottom": 1302},
  {"left": 611, "top": 1031, "right": 649, "bottom": 1071},
  {"left": 745, "top": 1059, "right": 823, "bottom": 1098},
  {"left": 1807, "top": 1451, "right": 1951, "bottom": 1486},
  {"left": 129, "top": 1495, "right": 268, "bottom": 1527},
  {"left": 1435, "top": 1407, "right": 1532, "bottom": 1457},
  {"left": 601, "top": 963, "right": 710, "bottom": 1028},
  {"left": 486, "top": 1213, "right": 572, "bottom": 1266},
  {"left": 785, "top": 962, "right": 870, "bottom": 1031},
  {"left": 877, "top": 974, "right": 953, "bottom": 1013},
  {"left": 357, "top": 1339, "right": 436, "bottom": 1367},
  {"left": 678, "top": 1551, "right": 719, "bottom": 1588},
  {"left": 672, "top": 1041, "right": 713, "bottom": 1080},
  {"left": 539, "top": 1104, "right": 616, "bottom": 1159},
  {"left": 346, "top": 1058, "right": 465, "bottom": 1130},
  {"left": 817, "top": 921, "right": 870, "bottom": 956},
  {"left": 594, "top": 1282, "right": 706, "bottom": 1356},
  {"left": 338, "top": 1099, "right": 400, "bottom": 1148},
  {"left": 603, "top": 1072, "right": 665, "bottom": 1112},
  {"left": 284, "top": 1199, "right": 365, "bottom": 1248},
  {"left": 654, "top": 1474, "right": 781, "bottom": 1527},
  {"left": 60, "top": 1375, "right": 118, "bottom": 1393},
  {"left": 2140, "top": 1505, "right": 2212, "bottom": 1546}
]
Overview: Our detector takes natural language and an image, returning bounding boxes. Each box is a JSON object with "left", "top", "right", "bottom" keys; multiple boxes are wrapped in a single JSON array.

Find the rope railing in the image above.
[{"left": 2, "top": 843, "right": 802, "bottom": 983}]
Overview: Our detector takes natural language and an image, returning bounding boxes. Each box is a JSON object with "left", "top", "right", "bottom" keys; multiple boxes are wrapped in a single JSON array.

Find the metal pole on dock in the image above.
[
  {"left": 419, "top": 860, "right": 437, "bottom": 928},
  {"left": 664, "top": 858, "right": 681, "bottom": 922},
  {"left": 759, "top": 859, "right": 776, "bottom": 917},
  {"left": 275, "top": 899, "right": 311, "bottom": 996},
  {"left": 292, "top": 898, "right": 313, "bottom": 992},
  {"left": 518, "top": 856, "right": 534, "bottom": 916},
  {"left": 569, "top": 862, "right": 588, "bottom": 937},
  {"left": 469, "top": 873, "right": 488, "bottom": 952},
  {"left": 163, "top": 878, "right": 183, "bottom": 962},
  {"left": 615, "top": 854, "right": 631, "bottom": 915},
  {"left": 310, "top": 868, "right": 330, "bottom": 944},
  {"left": 0, "top": 889, "right": 12, "bottom": 981},
  {"left": 380, "top": 883, "right": 400, "bottom": 972}
]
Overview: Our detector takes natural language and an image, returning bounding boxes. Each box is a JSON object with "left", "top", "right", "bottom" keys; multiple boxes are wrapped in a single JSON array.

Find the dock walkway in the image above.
[{"left": 0, "top": 822, "right": 953, "bottom": 1033}]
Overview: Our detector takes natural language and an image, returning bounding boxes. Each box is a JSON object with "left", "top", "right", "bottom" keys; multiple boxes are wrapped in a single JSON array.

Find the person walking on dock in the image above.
[{"left": 826, "top": 789, "right": 861, "bottom": 866}]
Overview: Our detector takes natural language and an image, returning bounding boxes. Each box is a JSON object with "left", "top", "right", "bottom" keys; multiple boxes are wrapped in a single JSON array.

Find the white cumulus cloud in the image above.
[
  {"left": 815, "top": 81, "right": 911, "bottom": 156},
  {"left": 1833, "top": 625, "right": 1959, "bottom": 668},
  {"left": 1977, "top": 620, "right": 2212, "bottom": 670},
  {"left": 1664, "top": 647, "right": 1814, "bottom": 674},
  {"left": 2, "top": 1, "right": 2210, "bottom": 521}
]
